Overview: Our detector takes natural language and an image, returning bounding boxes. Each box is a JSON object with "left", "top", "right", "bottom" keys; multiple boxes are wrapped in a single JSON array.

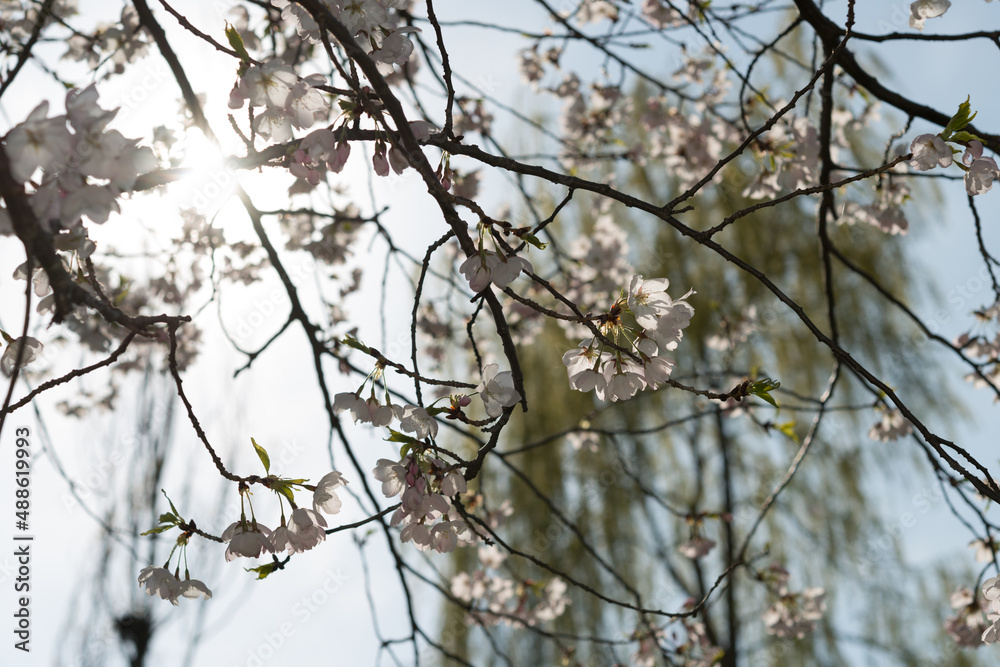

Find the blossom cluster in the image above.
[
  {"left": 980, "top": 577, "right": 1000, "bottom": 643},
  {"left": 867, "top": 406, "right": 913, "bottom": 442},
  {"left": 138, "top": 567, "right": 212, "bottom": 605},
  {"left": 334, "top": 360, "right": 517, "bottom": 427},
  {"left": 956, "top": 301, "right": 1000, "bottom": 397},
  {"left": 460, "top": 248, "right": 532, "bottom": 294},
  {"left": 909, "top": 134, "right": 999, "bottom": 197},
  {"left": 63, "top": 5, "right": 149, "bottom": 71},
  {"left": 374, "top": 454, "right": 473, "bottom": 553},
  {"left": 836, "top": 162, "right": 911, "bottom": 235},
  {"left": 451, "top": 545, "right": 570, "bottom": 627},
  {"left": 273, "top": 0, "right": 416, "bottom": 75},
  {"left": 138, "top": 469, "right": 348, "bottom": 604},
  {"left": 631, "top": 616, "right": 723, "bottom": 667},
  {"left": 946, "top": 586, "right": 988, "bottom": 647},
  {"left": 5, "top": 84, "right": 157, "bottom": 233},
  {"left": 760, "top": 565, "right": 826, "bottom": 639},
  {"left": 221, "top": 471, "right": 347, "bottom": 560},
  {"left": 228, "top": 58, "right": 328, "bottom": 142},
  {"left": 562, "top": 274, "right": 694, "bottom": 402}
]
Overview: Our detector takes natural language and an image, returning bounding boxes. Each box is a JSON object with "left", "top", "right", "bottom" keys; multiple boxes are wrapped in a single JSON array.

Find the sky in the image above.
[{"left": 1, "top": 1, "right": 1000, "bottom": 666}]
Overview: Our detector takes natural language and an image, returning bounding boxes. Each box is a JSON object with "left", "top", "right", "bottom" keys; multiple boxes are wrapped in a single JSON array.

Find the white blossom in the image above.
[
  {"left": 908, "top": 134, "right": 952, "bottom": 170},
  {"left": 477, "top": 363, "right": 520, "bottom": 417},
  {"left": 909, "top": 0, "right": 951, "bottom": 30},
  {"left": 138, "top": 566, "right": 181, "bottom": 605},
  {"left": 1, "top": 336, "right": 43, "bottom": 375},
  {"left": 313, "top": 471, "right": 347, "bottom": 515}
]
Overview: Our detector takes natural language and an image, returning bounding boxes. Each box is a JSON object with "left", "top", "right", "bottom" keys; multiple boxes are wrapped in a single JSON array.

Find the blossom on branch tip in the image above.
[
  {"left": 138, "top": 566, "right": 181, "bottom": 605},
  {"left": 178, "top": 578, "right": 213, "bottom": 600},
  {"left": 373, "top": 458, "right": 407, "bottom": 497},
  {"left": 1, "top": 336, "right": 43, "bottom": 375},
  {"left": 313, "top": 471, "right": 347, "bottom": 515},
  {"left": 677, "top": 536, "right": 716, "bottom": 560},
  {"left": 966, "top": 158, "right": 1000, "bottom": 196},
  {"left": 4, "top": 101, "right": 71, "bottom": 183},
  {"left": 908, "top": 134, "right": 952, "bottom": 170},
  {"left": 867, "top": 407, "right": 912, "bottom": 442},
  {"left": 459, "top": 250, "right": 532, "bottom": 293},
  {"left": 476, "top": 363, "right": 519, "bottom": 417},
  {"left": 222, "top": 521, "right": 274, "bottom": 561},
  {"left": 909, "top": 0, "right": 951, "bottom": 31},
  {"left": 762, "top": 587, "right": 826, "bottom": 638},
  {"left": 399, "top": 405, "right": 438, "bottom": 439}
]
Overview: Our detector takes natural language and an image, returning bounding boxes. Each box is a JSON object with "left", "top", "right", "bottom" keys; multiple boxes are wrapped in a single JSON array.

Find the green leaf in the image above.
[
  {"left": 270, "top": 480, "right": 296, "bottom": 505},
  {"left": 157, "top": 512, "right": 179, "bottom": 525},
  {"left": 245, "top": 562, "right": 279, "bottom": 579},
  {"left": 342, "top": 335, "right": 370, "bottom": 353},
  {"left": 776, "top": 421, "right": 799, "bottom": 443},
  {"left": 225, "top": 23, "right": 252, "bottom": 63},
  {"left": 161, "top": 490, "right": 183, "bottom": 521},
  {"left": 141, "top": 524, "right": 176, "bottom": 536},
  {"left": 385, "top": 429, "right": 420, "bottom": 445},
  {"left": 522, "top": 233, "right": 548, "bottom": 250},
  {"left": 943, "top": 96, "right": 977, "bottom": 140},
  {"left": 950, "top": 130, "right": 984, "bottom": 145},
  {"left": 251, "top": 437, "right": 270, "bottom": 474},
  {"left": 245, "top": 556, "right": 288, "bottom": 579},
  {"left": 748, "top": 378, "right": 781, "bottom": 408}
]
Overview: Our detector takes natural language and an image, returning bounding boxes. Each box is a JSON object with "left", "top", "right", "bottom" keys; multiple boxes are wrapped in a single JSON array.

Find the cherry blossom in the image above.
[
  {"left": 1, "top": 336, "right": 43, "bottom": 375},
  {"left": 459, "top": 249, "right": 532, "bottom": 293},
  {"left": 178, "top": 578, "right": 213, "bottom": 600},
  {"left": 563, "top": 274, "right": 693, "bottom": 401},
  {"left": 981, "top": 576, "right": 1000, "bottom": 643},
  {"left": 945, "top": 594, "right": 985, "bottom": 647},
  {"left": 909, "top": 0, "right": 951, "bottom": 30},
  {"left": 761, "top": 586, "right": 826, "bottom": 638},
  {"left": 333, "top": 391, "right": 401, "bottom": 425},
  {"left": 963, "top": 142, "right": 1000, "bottom": 196},
  {"left": 229, "top": 59, "right": 327, "bottom": 141},
  {"left": 275, "top": 508, "right": 327, "bottom": 553},
  {"left": 373, "top": 457, "right": 407, "bottom": 497},
  {"left": 313, "top": 471, "right": 347, "bottom": 514},
  {"left": 4, "top": 101, "right": 72, "bottom": 183},
  {"left": 677, "top": 536, "right": 717, "bottom": 560},
  {"left": 138, "top": 566, "right": 181, "bottom": 605},
  {"left": 222, "top": 520, "right": 274, "bottom": 561},
  {"left": 476, "top": 363, "right": 519, "bottom": 417},
  {"left": 867, "top": 407, "right": 912, "bottom": 442},
  {"left": 399, "top": 405, "right": 438, "bottom": 439},
  {"left": 908, "top": 134, "right": 953, "bottom": 170}
]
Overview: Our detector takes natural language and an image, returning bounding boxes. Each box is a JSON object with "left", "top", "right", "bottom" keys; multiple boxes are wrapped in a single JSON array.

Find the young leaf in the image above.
[
  {"left": 749, "top": 378, "right": 781, "bottom": 408},
  {"left": 157, "top": 512, "right": 179, "bottom": 525},
  {"left": 270, "top": 480, "right": 296, "bottom": 505},
  {"left": 251, "top": 437, "right": 270, "bottom": 474},
  {"left": 225, "top": 23, "right": 252, "bottom": 63},
  {"left": 161, "top": 489, "right": 183, "bottom": 521},
  {"left": 943, "top": 96, "right": 977, "bottom": 140},
  {"left": 776, "top": 421, "right": 799, "bottom": 443}
]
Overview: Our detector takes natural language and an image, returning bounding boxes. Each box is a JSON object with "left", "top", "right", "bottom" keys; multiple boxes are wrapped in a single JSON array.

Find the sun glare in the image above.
[{"left": 173, "top": 132, "right": 237, "bottom": 214}]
